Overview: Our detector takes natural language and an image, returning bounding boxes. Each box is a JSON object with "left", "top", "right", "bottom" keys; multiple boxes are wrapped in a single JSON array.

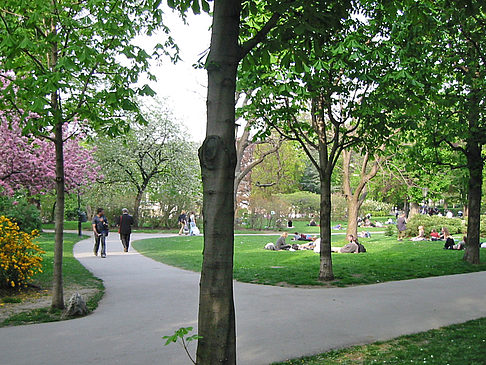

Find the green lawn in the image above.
[
  {"left": 0, "top": 233, "right": 104, "bottom": 327},
  {"left": 273, "top": 317, "right": 486, "bottom": 364},
  {"left": 133, "top": 234, "right": 486, "bottom": 287}
]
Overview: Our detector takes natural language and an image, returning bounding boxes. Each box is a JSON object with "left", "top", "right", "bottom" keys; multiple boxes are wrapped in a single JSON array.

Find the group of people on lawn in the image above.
[{"left": 266, "top": 231, "right": 366, "bottom": 253}]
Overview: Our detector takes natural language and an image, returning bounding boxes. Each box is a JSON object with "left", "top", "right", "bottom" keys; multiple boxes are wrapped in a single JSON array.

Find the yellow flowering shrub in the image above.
[{"left": 0, "top": 216, "right": 44, "bottom": 290}]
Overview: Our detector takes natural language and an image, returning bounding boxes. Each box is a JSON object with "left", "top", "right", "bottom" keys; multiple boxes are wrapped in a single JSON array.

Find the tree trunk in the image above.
[
  {"left": 133, "top": 189, "right": 144, "bottom": 228},
  {"left": 50, "top": 14, "right": 64, "bottom": 310},
  {"left": 409, "top": 202, "right": 420, "bottom": 218},
  {"left": 196, "top": 1, "right": 240, "bottom": 363},
  {"left": 319, "top": 172, "right": 334, "bottom": 281},
  {"left": 343, "top": 150, "right": 380, "bottom": 237},
  {"left": 52, "top": 120, "right": 65, "bottom": 310},
  {"left": 463, "top": 132, "right": 482, "bottom": 263},
  {"left": 346, "top": 202, "right": 359, "bottom": 237}
]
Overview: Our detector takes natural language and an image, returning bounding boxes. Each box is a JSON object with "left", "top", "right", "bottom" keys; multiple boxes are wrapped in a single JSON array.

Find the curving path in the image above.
[{"left": 1, "top": 232, "right": 486, "bottom": 365}]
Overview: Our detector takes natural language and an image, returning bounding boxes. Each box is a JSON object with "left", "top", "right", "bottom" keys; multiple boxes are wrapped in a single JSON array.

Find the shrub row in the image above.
[{"left": 405, "top": 214, "right": 465, "bottom": 238}]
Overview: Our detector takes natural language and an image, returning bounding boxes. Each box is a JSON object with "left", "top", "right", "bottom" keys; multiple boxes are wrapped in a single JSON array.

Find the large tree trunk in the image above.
[
  {"left": 319, "top": 174, "right": 334, "bottom": 281},
  {"left": 409, "top": 202, "right": 420, "bottom": 218},
  {"left": 196, "top": 1, "right": 240, "bottom": 363},
  {"left": 464, "top": 150, "right": 482, "bottom": 264},
  {"left": 463, "top": 114, "right": 482, "bottom": 263},
  {"left": 343, "top": 150, "right": 379, "bottom": 237},
  {"left": 52, "top": 120, "right": 65, "bottom": 310},
  {"left": 346, "top": 201, "right": 360, "bottom": 237},
  {"left": 50, "top": 15, "right": 64, "bottom": 310}
]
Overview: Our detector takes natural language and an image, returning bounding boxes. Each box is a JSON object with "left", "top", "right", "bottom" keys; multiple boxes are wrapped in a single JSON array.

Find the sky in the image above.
[{"left": 135, "top": 10, "right": 212, "bottom": 143}]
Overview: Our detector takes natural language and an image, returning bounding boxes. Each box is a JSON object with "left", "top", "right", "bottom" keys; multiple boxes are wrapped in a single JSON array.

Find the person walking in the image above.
[
  {"left": 396, "top": 213, "right": 407, "bottom": 241},
  {"left": 177, "top": 210, "right": 187, "bottom": 235},
  {"left": 92, "top": 208, "right": 109, "bottom": 258},
  {"left": 117, "top": 208, "right": 134, "bottom": 252},
  {"left": 188, "top": 211, "right": 197, "bottom": 236}
]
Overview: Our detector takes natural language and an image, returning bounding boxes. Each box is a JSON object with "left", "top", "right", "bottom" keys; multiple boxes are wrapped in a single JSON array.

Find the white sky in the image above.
[{"left": 135, "top": 10, "right": 212, "bottom": 143}]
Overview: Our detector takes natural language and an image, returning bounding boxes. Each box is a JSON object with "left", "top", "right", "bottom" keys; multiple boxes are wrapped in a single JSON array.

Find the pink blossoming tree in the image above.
[{"left": 0, "top": 111, "right": 98, "bottom": 196}]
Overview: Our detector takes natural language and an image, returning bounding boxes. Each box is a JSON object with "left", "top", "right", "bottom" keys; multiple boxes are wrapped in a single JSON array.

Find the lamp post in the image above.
[{"left": 77, "top": 190, "right": 82, "bottom": 236}]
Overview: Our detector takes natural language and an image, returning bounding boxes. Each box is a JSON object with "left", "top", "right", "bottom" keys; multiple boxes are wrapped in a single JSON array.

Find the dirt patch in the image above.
[{"left": 0, "top": 286, "right": 101, "bottom": 322}]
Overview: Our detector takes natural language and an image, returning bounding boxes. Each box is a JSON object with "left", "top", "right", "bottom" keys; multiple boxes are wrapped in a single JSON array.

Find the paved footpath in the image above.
[{"left": 1, "top": 232, "right": 486, "bottom": 365}]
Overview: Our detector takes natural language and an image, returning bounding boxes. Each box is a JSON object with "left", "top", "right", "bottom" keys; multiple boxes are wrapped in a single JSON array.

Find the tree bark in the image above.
[
  {"left": 319, "top": 173, "right": 334, "bottom": 281},
  {"left": 52, "top": 119, "right": 65, "bottom": 310},
  {"left": 463, "top": 91, "right": 482, "bottom": 264},
  {"left": 133, "top": 187, "right": 144, "bottom": 227},
  {"left": 343, "top": 150, "right": 380, "bottom": 237},
  {"left": 50, "top": 12, "right": 64, "bottom": 310},
  {"left": 409, "top": 202, "right": 420, "bottom": 218},
  {"left": 318, "top": 119, "right": 334, "bottom": 281},
  {"left": 196, "top": 1, "right": 240, "bottom": 363}
]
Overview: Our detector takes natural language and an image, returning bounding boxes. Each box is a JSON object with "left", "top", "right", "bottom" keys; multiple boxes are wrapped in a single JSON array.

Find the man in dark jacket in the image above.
[
  {"left": 117, "top": 208, "right": 134, "bottom": 252},
  {"left": 92, "top": 208, "right": 109, "bottom": 258}
]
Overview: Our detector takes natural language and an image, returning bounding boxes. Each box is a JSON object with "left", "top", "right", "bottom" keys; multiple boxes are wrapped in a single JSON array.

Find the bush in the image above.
[
  {"left": 0, "top": 196, "right": 42, "bottom": 232},
  {"left": 384, "top": 225, "right": 396, "bottom": 237},
  {"left": 405, "top": 214, "right": 465, "bottom": 238},
  {"left": 360, "top": 199, "right": 394, "bottom": 217},
  {"left": 0, "top": 216, "right": 44, "bottom": 290}
]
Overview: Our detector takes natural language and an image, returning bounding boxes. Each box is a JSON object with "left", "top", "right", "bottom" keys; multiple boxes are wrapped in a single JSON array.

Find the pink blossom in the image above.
[{"left": 0, "top": 110, "right": 100, "bottom": 196}]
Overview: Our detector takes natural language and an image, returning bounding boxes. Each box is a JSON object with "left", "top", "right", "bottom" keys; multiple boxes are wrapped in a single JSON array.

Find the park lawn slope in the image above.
[
  {"left": 273, "top": 316, "right": 486, "bottom": 364},
  {"left": 133, "top": 234, "right": 486, "bottom": 287}
]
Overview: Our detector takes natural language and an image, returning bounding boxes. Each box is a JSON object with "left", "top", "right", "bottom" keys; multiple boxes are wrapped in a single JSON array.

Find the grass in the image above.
[
  {"left": 272, "top": 317, "right": 486, "bottom": 364},
  {"left": 0, "top": 232, "right": 104, "bottom": 327},
  {"left": 133, "top": 233, "right": 486, "bottom": 287},
  {"left": 42, "top": 221, "right": 93, "bottom": 231}
]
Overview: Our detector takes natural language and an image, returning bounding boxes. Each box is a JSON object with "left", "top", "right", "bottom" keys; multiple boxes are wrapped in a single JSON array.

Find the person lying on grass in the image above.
[{"left": 331, "top": 234, "right": 362, "bottom": 253}]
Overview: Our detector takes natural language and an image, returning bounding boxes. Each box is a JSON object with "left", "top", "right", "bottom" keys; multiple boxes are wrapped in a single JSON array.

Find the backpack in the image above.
[{"left": 357, "top": 242, "right": 366, "bottom": 253}]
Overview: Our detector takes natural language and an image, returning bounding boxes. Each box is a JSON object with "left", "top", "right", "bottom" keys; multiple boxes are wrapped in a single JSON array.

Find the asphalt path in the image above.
[{"left": 1, "top": 232, "right": 486, "bottom": 365}]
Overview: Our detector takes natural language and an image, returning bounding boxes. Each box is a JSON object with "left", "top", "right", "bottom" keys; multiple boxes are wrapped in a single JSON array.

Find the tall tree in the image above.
[
  {"left": 241, "top": 3, "right": 398, "bottom": 280},
  {"left": 234, "top": 124, "right": 282, "bottom": 209},
  {"left": 94, "top": 99, "right": 185, "bottom": 226},
  {"left": 0, "top": 110, "right": 99, "bottom": 196},
  {"left": 389, "top": 0, "right": 486, "bottom": 263},
  {"left": 342, "top": 150, "right": 381, "bottom": 237},
  {"left": 0, "top": 0, "right": 168, "bottom": 308}
]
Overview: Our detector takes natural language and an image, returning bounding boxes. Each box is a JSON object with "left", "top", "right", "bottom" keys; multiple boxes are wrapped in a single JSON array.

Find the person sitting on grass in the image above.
[
  {"left": 411, "top": 225, "right": 426, "bottom": 241},
  {"left": 331, "top": 234, "right": 361, "bottom": 253},
  {"left": 429, "top": 229, "right": 440, "bottom": 241},
  {"left": 275, "top": 232, "right": 291, "bottom": 250},
  {"left": 443, "top": 229, "right": 456, "bottom": 249},
  {"left": 439, "top": 226, "right": 450, "bottom": 240}
]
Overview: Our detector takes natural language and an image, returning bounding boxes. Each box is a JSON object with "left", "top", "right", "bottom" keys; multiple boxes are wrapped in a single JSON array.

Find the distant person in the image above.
[
  {"left": 188, "top": 211, "right": 197, "bottom": 236},
  {"left": 92, "top": 208, "right": 109, "bottom": 258},
  {"left": 446, "top": 210, "right": 453, "bottom": 218},
  {"left": 287, "top": 219, "right": 293, "bottom": 228},
  {"left": 332, "top": 223, "right": 342, "bottom": 230},
  {"left": 275, "top": 232, "right": 291, "bottom": 250},
  {"left": 177, "top": 210, "right": 187, "bottom": 235},
  {"left": 117, "top": 208, "right": 134, "bottom": 252},
  {"left": 308, "top": 218, "right": 317, "bottom": 226},
  {"left": 396, "top": 213, "right": 407, "bottom": 241}
]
